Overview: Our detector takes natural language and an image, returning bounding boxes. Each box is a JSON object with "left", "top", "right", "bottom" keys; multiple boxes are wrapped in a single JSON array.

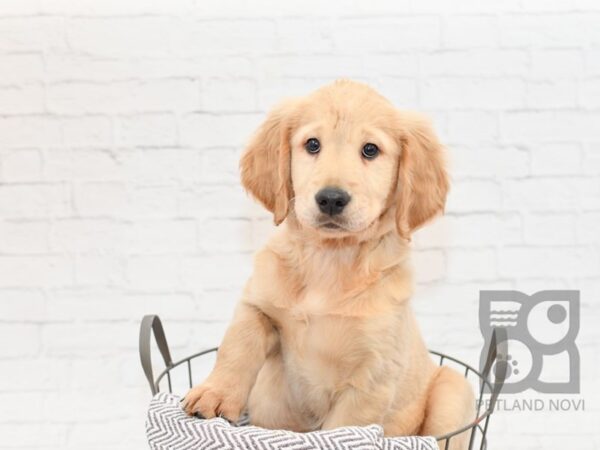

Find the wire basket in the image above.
[{"left": 140, "top": 315, "right": 507, "bottom": 450}]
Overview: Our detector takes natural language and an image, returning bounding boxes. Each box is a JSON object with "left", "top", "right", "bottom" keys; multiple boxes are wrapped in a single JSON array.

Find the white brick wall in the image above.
[{"left": 0, "top": 1, "right": 598, "bottom": 449}]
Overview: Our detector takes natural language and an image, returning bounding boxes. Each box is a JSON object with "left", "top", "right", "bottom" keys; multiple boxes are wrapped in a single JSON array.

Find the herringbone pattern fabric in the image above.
[{"left": 146, "top": 393, "right": 438, "bottom": 450}]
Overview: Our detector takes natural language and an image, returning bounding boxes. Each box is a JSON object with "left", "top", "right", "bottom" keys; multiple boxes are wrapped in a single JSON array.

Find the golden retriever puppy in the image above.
[{"left": 183, "top": 80, "right": 475, "bottom": 449}]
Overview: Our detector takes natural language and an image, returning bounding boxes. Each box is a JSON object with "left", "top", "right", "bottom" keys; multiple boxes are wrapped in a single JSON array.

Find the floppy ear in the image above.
[
  {"left": 240, "top": 100, "right": 298, "bottom": 225},
  {"left": 395, "top": 112, "right": 449, "bottom": 239}
]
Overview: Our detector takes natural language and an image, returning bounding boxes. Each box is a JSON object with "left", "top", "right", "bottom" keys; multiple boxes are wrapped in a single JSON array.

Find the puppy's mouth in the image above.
[
  {"left": 312, "top": 214, "right": 379, "bottom": 235},
  {"left": 321, "top": 222, "right": 343, "bottom": 230},
  {"left": 316, "top": 219, "right": 350, "bottom": 233}
]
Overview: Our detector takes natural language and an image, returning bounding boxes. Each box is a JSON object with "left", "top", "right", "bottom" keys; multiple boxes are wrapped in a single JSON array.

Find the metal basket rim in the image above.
[
  {"left": 140, "top": 315, "right": 506, "bottom": 449},
  {"left": 153, "top": 347, "right": 495, "bottom": 443}
]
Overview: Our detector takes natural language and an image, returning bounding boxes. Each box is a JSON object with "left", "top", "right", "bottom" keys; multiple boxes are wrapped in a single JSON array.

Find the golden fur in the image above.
[{"left": 184, "top": 80, "right": 474, "bottom": 449}]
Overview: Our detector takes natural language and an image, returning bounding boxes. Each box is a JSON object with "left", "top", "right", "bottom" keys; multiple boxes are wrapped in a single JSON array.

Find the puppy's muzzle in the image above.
[{"left": 315, "top": 187, "right": 351, "bottom": 216}]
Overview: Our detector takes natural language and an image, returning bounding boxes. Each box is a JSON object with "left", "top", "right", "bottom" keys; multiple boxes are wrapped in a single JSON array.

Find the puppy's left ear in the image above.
[
  {"left": 240, "top": 99, "right": 299, "bottom": 225},
  {"left": 395, "top": 112, "right": 449, "bottom": 239}
]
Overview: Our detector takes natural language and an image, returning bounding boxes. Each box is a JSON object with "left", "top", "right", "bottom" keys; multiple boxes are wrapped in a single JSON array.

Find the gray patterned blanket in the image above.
[{"left": 146, "top": 393, "right": 438, "bottom": 450}]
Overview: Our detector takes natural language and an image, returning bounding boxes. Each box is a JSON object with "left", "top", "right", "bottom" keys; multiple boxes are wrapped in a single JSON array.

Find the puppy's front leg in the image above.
[
  {"left": 183, "top": 301, "right": 277, "bottom": 421},
  {"left": 323, "top": 384, "right": 428, "bottom": 436},
  {"left": 321, "top": 384, "right": 393, "bottom": 430}
]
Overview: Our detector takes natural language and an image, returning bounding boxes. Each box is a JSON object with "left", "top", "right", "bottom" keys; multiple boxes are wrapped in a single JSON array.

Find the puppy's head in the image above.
[{"left": 241, "top": 80, "right": 449, "bottom": 240}]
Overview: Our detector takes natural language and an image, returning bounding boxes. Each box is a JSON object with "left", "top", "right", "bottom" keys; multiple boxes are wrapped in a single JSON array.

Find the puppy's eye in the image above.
[
  {"left": 305, "top": 138, "right": 321, "bottom": 154},
  {"left": 362, "top": 143, "right": 379, "bottom": 159}
]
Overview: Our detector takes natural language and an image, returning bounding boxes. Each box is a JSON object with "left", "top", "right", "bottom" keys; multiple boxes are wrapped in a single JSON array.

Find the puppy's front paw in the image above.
[{"left": 183, "top": 382, "right": 243, "bottom": 422}]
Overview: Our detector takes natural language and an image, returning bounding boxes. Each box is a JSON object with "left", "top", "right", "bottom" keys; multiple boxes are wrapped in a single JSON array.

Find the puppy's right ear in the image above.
[{"left": 240, "top": 99, "right": 299, "bottom": 225}]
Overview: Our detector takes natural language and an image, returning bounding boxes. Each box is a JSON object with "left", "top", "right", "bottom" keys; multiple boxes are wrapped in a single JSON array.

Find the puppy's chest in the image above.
[{"left": 274, "top": 289, "right": 366, "bottom": 376}]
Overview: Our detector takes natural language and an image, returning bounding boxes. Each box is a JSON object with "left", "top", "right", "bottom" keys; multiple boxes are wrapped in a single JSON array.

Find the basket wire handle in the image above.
[
  {"left": 482, "top": 327, "right": 508, "bottom": 412},
  {"left": 140, "top": 315, "right": 173, "bottom": 395}
]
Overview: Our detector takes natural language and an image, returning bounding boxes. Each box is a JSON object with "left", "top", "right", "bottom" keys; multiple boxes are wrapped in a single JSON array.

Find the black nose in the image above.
[{"left": 315, "top": 187, "right": 351, "bottom": 216}]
